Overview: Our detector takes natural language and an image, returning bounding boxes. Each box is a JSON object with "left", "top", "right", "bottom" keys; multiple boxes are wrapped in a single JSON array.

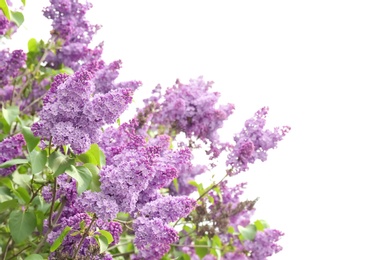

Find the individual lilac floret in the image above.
[
  {"left": 133, "top": 217, "right": 179, "bottom": 260},
  {"left": 243, "top": 229, "right": 284, "bottom": 259},
  {"left": 78, "top": 191, "right": 119, "bottom": 221},
  {"left": 140, "top": 196, "right": 196, "bottom": 224},
  {"left": 140, "top": 77, "right": 234, "bottom": 147},
  {"left": 0, "top": 49, "right": 26, "bottom": 86},
  {"left": 0, "top": 134, "right": 25, "bottom": 177},
  {"left": 31, "top": 70, "right": 132, "bottom": 154},
  {"left": 226, "top": 107, "right": 290, "bottom": 175}
]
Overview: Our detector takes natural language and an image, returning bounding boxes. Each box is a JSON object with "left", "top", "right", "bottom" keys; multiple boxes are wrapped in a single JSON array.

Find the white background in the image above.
[{"left": 7, "top": 0, "right": 390, "bottom": 259}]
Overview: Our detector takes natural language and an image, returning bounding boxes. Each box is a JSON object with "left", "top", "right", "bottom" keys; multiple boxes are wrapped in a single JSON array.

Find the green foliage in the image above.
[
  {"left": 65, "top": 165, "right": 92, "bottom": 194},
  {"left": 95, "top": 230, "right": 114, "bottom": 253},
  {"left": 0, "top": 158, "right": 29, "bottom": 168},
  {"left": 50, "top": 226, "right": 72, "bottom": 252},
  {"left": 9, "top": 210, "right": 37, "bottom": 243},
  {"left": 48, "top": 151, "right": 75, "bottom": 177},
  {"left": 195, "top": 236, "right": 210, "bottom": 258},
  {"left": 10, "top": 11, "right": 24, "bottom": 26},
  {"left": 77, "top": 143, "right": 106, "bottom": 167},
  {"left": 29, "top": 150, "right": 47, "bottom": 175},
  {"left": 21, "top": 126, "right": 40, "bottom": 152},
  {"left": 238, "top": 224, "right": 257, "bottom": 241},
  {"left": 25, "top": 254, "right": 44, "bottom": 260},
  {"left": 0, "top": 0, "right": 11, "bottom": 20}
]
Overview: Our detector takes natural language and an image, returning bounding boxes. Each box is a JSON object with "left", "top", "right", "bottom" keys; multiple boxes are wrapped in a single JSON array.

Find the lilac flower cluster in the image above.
[
  {"left": 92, "top": 60, "right": 142, "bottom": 94},
  {"left": 0, "top": 13, "right": 9, "bottom": 35},
  {"left": 0, "top": 134, "right": 25, "bottom": 176},
  {"left": 0, "top": 49, "right": 26, "bottom": 87},
  {"left": 243, "top": 229, "right": 284, "bottom": 259},
  {"left": 47, "top": 213, "right": 119, "bottom": 259},
  {"left": 140, "top": 77, "right": 234, "bottom": 146},
  {"left": 168, "top": 164, "right": 207, "bottom": 196},
  {"left": 226, "top": 107, "right": 290, "bottom": 175},
  {"left": 43, "top": 0, "right": 101, "bottom": 70},
  {"left": 31, "top": 70, "right": 133, "bottom": 153}
]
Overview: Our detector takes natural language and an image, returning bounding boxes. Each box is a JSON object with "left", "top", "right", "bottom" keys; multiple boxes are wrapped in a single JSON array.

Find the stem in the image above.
[
  {"left": 72, "top": 215, "right": 96, "bottom": 258},
  {"left": 107, "top": 240, "right": 133, "bottom": 251},
  {"left": 1, "top": 237, "right": 12, "bottom": 260},
  {"left": 112, "top": 251, "right": 134, "bottom": 257},
  {"left": 196, "top": 172, "right": 228, "bottom": 201},
  {"left": 34, "top": 198, "right": 66, "bottom": 254},
  {"left": 8, "top": 245, "right": 31, "bottom": 260},
  {"left": 48, "top": 177, "right": 57, "bottom": 228}
]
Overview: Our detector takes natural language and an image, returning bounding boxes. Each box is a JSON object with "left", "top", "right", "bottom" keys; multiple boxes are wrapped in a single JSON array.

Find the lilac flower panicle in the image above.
[
  {"left": 140, "top": 196, "right": 196, "bottom": 223},
  {"left": 227, "top": 107, "right": 290, "bottom": 175},
  {"left": 0, "top": 134, "right": 25, "bottom": 176},
  {"left": 32, "top": 70, "right": 132, "bottom": 154},
  {"left": 0, "top": 14, "right": 9, "bottom": 35},
  {"left": 0, "top": 49, "right": 26, "bottom": 87},
  {"left": 169, "top": 164, "right": 207, "bottom": 196},
  {"left": 79, "top": 191, "right": 119, "bottom": 221},
  {"left": 133, "top": 217, "right": 179, "bottom": 259},
  {"left": 243, "top": 229, "right": 284, "bottom": 259}
]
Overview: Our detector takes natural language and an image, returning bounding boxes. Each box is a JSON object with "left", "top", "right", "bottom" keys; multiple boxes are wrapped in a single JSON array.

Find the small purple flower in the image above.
[{"left": 0, "top": 134, "right": 25, "bottom": 177}]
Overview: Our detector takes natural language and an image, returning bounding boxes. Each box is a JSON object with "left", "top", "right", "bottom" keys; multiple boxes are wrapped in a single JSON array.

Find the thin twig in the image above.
[
  {"left": 72, "top": 215, "right": 97, "bottom": 258},
  {"left": 1, "top": 237, "right": 12, "bottom": 260}
]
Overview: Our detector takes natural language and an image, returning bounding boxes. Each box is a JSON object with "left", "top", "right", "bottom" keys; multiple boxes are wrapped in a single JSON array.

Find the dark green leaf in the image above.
[
  {"left": 9, "top": 210, "right": 37, "bottom": 243},
  {"left": 2, "top": 106, "right": 19, "bottom": 126},
  {"left": 84, "top": 163, "right": 100, "bottom": 191},
  {"left": 30, "top": 150, "right": 47, "bottom": 174},
  {"left": 35, "top": 210, "right": 44, "bottom": 233},
  {"left": 0, "top": 199, "right": 18, "bottom": 211},
  {"left": 22, "top": 126, "right": 40, "bottom": 152},
  {"left": 65, "top": 165, "right": 92, "bottom": 194},
  {"left": 48, "top": 151, "right": 74, "bottom": 177},
  {"left": 10, "top": 11, "right": 24, "bottom": 27},
  {"left": 0, "top": 159, "right": 28, "bottom": 168},
  {"left": 50, "top": 226, "right": 71, "bottom": 252},
  {"left": 238, "top": 224, "right": 257, "bottom": 241},
  {"left": 25, "top": 254, "right": 44, "bottom": 260}
]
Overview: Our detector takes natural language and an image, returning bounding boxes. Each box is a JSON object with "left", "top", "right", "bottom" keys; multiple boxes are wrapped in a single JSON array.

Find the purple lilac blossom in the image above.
[
  {"left": 43, "top": 0, "right": 101, "bottom": 70},
  {"left": 92, "top": 60, "right": 142, "bottom": 94},
  {"left": 140, "top": 195, "right": 196, "bottom": 223},
  {"left": 0, "top": 134, "right": 25, "bottom": 176},
  {"left": 78, "top": 191, "right": 119, "bottom": 221},
  {"left": 0, "top": 13, "right": 9, "bottom": 35},
  {"left": 0, "top": 49, "right": 26, "bottom": 87},
  {"left": 133, "top": 217, "right": 178, "bottom": 260},
  {"left": 31, "top": 70, "right": 132, "bottom": 154},
  {"left": 140, "top": 77, "right": 234, "bottom": 150},
  {"left": 47, "top": 213, "right": 117, "bottom": 259},
  {"left": 226, "top": 107, "right": 290, "bottom": 175},
  {"left": 168, "top": 164, "right": 207, "bottom": 196},
  {"left": 243, "top": 229, "right": 284, "bottom": 259}
]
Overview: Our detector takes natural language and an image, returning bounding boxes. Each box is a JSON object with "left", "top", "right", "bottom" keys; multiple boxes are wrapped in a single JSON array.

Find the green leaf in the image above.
[
  {"left": 0, "top": 158, "right": 28, "bottom": 168},
  {"left": 14, "top": 187, "right": 30, "bottom": 204},
  {"left": 195, "top": 236, "right": 209, "bottom": 258},
  {"left": 2, "top": 106, "right": 19, "bottom": 126},
  {"left": 30, "top": 150, "right": 47, "bottom": 174},
  {"left": 95, "top": 230, "right": 115, "bottom": 253},
  {"left": 9, "top": 210, "right": 37, "bottom": 243},
  {"left": 0, "top": 177, "right": 14, "bottom": 190},
  {"left": 10, "top": 11, "right": 24, "bottom": 27},
  {"left": 59, "top": 67, "right": 74, "bottom": 75},
  {"left": 0, "top": 0, "right": 11, "bottom": 20},
  {"left": 48, "top": 151, "right": 74, "bottom": 177},
  {"left": 28, "top": 38, "right": 38, "bottom": 52},
  {"left": 173, "top": 178, "right": 179, "bottom": 192},
  {"left": 35, "top": 210, "right": 44, "bottom": 233},
  {"left": 20, "top": 0, "right": 26, "bottom": 6},
  {"left": 95, "top": 234, "right": 109, "bottom": 253},
  {"left": 50, "top": 226, "right": 71, "bottom": 252},
  {"left": 65, "top": 165, "right": 92, "bottom": 194},
  {"left": 238, "top": 224, "right": 257, "bottom": 241},
  {"left": 99, "top": 230, "right": 113, "bottom": 244},
  {"left": 77, "top": 144, "right": 105, "bottom": 167},
  {"left": 22, "top": 126, "right": 40, "bottom": 152},
  {"left": 84, "top": 163, "right": 100, "bottom": 191},
  {"left": 254, "top": 219, "right": 269, "bottom": 231},
  {"left": 25, "top": 254, "right": 44, "bottom": 260},
  {"left": 0, "top": 199, "right": 18, "bottom": 211}
]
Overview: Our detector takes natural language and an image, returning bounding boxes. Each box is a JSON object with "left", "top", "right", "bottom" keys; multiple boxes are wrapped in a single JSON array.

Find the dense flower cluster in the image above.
[
  {"left": 0, "top": 134, "right": 25, "bottom": 176},
  {"left": 140, "top": 77, "right": 234, "bottom": 145},
  {"left": 227, "top": 107, "right": 291, "bottom": 175},
  {"left": 31, "top": 70, "right": 133, "bottom": 153},
  {"left": 0, "top": 49, "right": 26, "bottom": 87},
  {"left": 0, "top": 13, "right": 9, "bottom": 35},
  {"left": 43, "top": 0, "right": 101, "bottom": 70}
]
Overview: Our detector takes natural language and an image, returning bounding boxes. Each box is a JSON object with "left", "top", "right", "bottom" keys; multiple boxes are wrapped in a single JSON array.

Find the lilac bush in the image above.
[{"left": 0, "top": 1, "right": 290, "bottom": 259}]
